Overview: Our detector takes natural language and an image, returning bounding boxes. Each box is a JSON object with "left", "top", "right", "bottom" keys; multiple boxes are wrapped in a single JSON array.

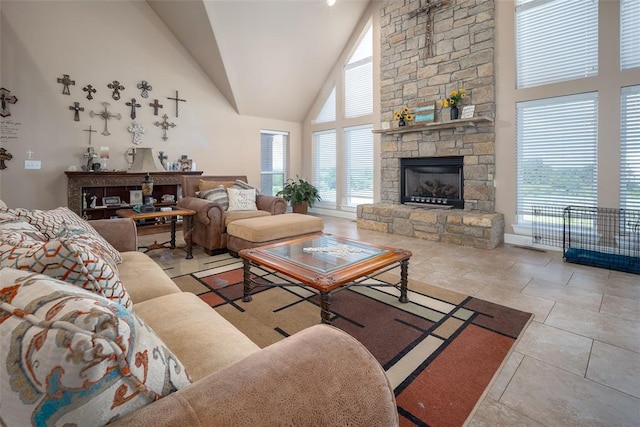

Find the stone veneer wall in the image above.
[{"left": 379, "top": 0, "right": 496, "bottom": 212}]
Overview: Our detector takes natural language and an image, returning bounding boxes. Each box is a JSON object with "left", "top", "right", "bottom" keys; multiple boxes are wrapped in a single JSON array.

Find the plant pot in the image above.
[{"left": 292, "top": 201, "right": 309, "bottom": 214}]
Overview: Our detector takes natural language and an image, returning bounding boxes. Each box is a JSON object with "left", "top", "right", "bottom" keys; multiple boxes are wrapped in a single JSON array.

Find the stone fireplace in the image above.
[{"left": 401, "top": 156, "right": 464, "bottom": 209}]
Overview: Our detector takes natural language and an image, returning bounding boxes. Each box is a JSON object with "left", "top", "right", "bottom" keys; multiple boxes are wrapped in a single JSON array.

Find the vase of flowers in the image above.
[
  {"left": 440, "top": 88, "right": 466, "bottom": 120},
  {"left": 394, "top": 107, "right": 414, "bottom": 127}
]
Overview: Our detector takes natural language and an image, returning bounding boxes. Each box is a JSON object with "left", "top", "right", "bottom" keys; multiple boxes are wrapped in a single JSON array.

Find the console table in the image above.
[{"left": 65, "top": 171, "right": 202, "bottom": 220}]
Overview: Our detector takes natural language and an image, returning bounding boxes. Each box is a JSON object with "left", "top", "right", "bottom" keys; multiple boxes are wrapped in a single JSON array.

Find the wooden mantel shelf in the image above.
[{"left": 373, "top": 116, "right": 494, "bottom": 135}]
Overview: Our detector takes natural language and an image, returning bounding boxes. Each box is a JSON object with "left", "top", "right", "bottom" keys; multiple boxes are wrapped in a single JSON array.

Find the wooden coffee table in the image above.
[
  {"left": 115, "top": 206, "right": 196, "bottom": 259},
  {"left": 239, "top": 234, "right": 412, "bottom": 324}
]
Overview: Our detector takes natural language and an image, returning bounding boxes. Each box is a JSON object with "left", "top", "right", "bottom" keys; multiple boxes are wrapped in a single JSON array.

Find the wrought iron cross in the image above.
[
  {"left": 84, "top": 125, "right": 97, "bottom": 145},
  {"left": 57, "top": 74, "right": 75, "bottom": 95},
  {"left": 137, "top": 80, "right": 152, "bottom": 98},
  {"left": 0, "top": 88, "right": 18, "bottom": 117},
  {"left": 69, "top": 102, "right": 84, "bottom": 121},
  {"left": 89, "top": 102, "right": 122, "bottom": 136},
  {"left": 154, "top": 114, "right": 176, "bottom": 141},
  {"left": 408, "top": 0, "right": 451, "bottom": 59},
  {"left": 149, "top": 99, "right": 163, "bottom": 116},
  {"left": 158, "top": 151, "right": 168, "bottom": 168},
  {"left": 108, "top": 80, "right": 125, "bottom": 100},
  {"left": 167, "top": 90, "right": 186, "bottom": 118},
  {"left": 83, "top": 84, "right": 97, "bottom": 100},
  {"left": 0, "top": 147, "right": 13, "bottom": 170},
  {"left": 126, "top": 98, "right": 142, "bottom": 120}
]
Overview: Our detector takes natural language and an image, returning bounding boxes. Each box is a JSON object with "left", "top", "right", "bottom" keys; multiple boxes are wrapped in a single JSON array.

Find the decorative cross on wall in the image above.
[
  {"left": 137, "top": 81, "right": 152, "bottom": 98},
  {"left": 0, "top": 148, "right": 13, "bottom": 170},
  {"left": 89, "top": 102, "right": 122, "bottom": 136},
  {"left": 84, "top": 125, "right": 97, "bottom": 145},
  {"left": 167, "top": 90, "right": 186, "bottom": 118},
  {"left": 158, "top": 151, "right": 168, "bottom": 168},
  {"left": 408, "top": 0, "right": 451, "bottom": 59},
  {"left": 0, "top": 88, "right": 18, "bottom": 117},
  {"left": 83, "top": 84, "right": 97, "bottom": 100},
  {"left": 127, "top": 121, "right": 145, "bottom": 145},
  {"left": 126, "top": 98, "right": 142, "bottom": 120},
  {"left": 149, "top": 99, "right": 163, "bottom": 116},
  {"left": 107, "top": 80, "right": 125, "bottom": 100},
  {"left": 154, "top": 114, "right": 176, "bottom": 141},
  {"left": 57, "top": 74, "right": 75, "bottom": 95},
  {"left": 69, "top": 102, "right": 84, "bottom": 121}
]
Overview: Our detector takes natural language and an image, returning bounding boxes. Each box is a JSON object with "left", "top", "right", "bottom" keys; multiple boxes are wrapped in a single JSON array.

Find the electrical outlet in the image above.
[{"left": 25, "top": 160, "right": 41, "bottom": 170}]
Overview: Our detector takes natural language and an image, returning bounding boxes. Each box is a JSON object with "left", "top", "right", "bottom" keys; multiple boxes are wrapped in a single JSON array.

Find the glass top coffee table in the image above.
[{"left": 239, "top": 234, "right": 412, "bottom": 324}]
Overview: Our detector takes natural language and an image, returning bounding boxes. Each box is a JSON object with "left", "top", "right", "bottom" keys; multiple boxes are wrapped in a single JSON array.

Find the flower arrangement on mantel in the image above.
[
  {"left": 393, "top": 107, "right": 414, "bottom": 127},
  {"left": 440, "top": 88, "right": 466, "bottom": 120}
]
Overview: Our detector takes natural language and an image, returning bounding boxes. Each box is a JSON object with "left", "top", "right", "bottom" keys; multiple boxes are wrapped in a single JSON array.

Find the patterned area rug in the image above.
[{"left": 172, "top": 253, "right": 533, "bottom": 426}]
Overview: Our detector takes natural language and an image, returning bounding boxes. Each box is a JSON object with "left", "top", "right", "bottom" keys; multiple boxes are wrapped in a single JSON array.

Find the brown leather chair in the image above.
[{"left": 177, "top": 175, "right": 287, "bottom": 255}]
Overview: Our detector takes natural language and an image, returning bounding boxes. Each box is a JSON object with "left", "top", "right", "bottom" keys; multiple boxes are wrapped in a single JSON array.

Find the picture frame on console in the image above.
[{"left": 414, "top": 101, "right": 436, "bottom": 123}]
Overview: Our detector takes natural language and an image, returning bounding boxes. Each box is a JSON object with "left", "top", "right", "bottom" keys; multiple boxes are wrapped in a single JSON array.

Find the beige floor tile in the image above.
[
  {"left": 545, "top": 302, "right": 640, "bottom": 353},
  {"left": 467, "top": 397, "right": 544, "bottom": 427},
  {"left": 522, "top": 278, "right": 603, "bottom": 312},
  {"left": 473, "top": 285, "right": 555, "bottom": 322},
  {"left": 500, "top": 357, "right": 640, "bottom": 426},
  {"left": 600, "top": 294, "right": 640, "bottom": 322},
  {"left": 514, "top": 321, "right": 592, "bottom": 376},
  {"left": 507, "top": 260, "right": 574, "bottom": 285},
  {"left": 485, "top": 351, "right": 525, "bottom": 401},
  {"left": 587, "top": 340, "right": 640, "bottom": 399}
]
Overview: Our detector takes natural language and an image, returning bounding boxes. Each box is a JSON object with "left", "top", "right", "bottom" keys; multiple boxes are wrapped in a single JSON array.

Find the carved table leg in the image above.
[
  {"left": 170, "top": 217, "right": 177, "bottom": 248},
  {"left": 320, "top": 291, "right": 331, "bottom": 324},
  {"left": 184, "top": 215, "right": 193, "bottom": 259},
  {"left": 242, "top": 259, "right": 252, "bottom": 302},
  {"left": 399, "top": 259, "right": 409, "bottom": 303}
]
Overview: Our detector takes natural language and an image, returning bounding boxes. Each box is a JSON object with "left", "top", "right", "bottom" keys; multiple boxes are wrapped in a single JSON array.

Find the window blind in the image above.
[
  {"left": 315, "top": 87, "right": 336, "bottom": 124},
  {"left": 344, "top": 24, "right": 372, "bottom": 118},
  {"left": 344, "top": 125, "right": 374, "bottom": 206},
  {"left": 313, "top": 130, "right": 337, "bottom": 203},
  {"left": 516, "top": 93, "right": 599, "bottom": 219},
  {"left": 515, "top": 0, "right": 598, "bottom": 88},
  {"left": 620, "top": 85, "right": 640, "bottom": 210},
  {"left": 260, "top": 131, "right": 288, "bottom": 196},
  {"left": 621, "top": 0, "right": 640, "bottom": 70}
]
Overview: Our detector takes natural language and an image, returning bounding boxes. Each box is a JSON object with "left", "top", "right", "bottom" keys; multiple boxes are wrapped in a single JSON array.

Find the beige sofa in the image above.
[
  {"left": 0, "top": 217, "right": 398, "bottom": 425},
  {"left": 177, "top": 175, "right": 287, "bottom": 255}
]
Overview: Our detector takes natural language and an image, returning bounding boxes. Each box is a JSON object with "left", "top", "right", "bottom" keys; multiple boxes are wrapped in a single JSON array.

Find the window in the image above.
[
  {"left": 314, "top": 87, "right": 336, "bottom": 124},
  {"left": 516, "top": 93, "right": 598, "bottom": 220},
  {"left": 260, "top": 130, "right": 288, "bottom": 196},
  {"left": 620, "top": 85, "right": 640, "bottom": 210},
  {"left": 344, "top": 125, "right": 374, "bottom": 206},
  {"left": 344, "top": 25, "right": 373, "bottom": 118},
  {"left": 515, "top": 0, "right": 598, "bottom": 88},
  {"left": 621, "top": 0, "right": 640, "bottom": 70},
  {"left": 313, "top": 130, "right": 337, "bottom": 204}
]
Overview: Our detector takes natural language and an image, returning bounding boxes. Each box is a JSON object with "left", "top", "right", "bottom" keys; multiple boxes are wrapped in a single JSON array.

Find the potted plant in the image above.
[{"left": 276, "top": 176, "right": 321, "bottom": 214}]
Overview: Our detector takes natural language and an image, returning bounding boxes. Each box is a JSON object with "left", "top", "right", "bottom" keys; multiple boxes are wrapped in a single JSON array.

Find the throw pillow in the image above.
[
  {"left": 198, "top": 179, "right": 235, "bottom": 192},
  {"left": 0, "top": 268, "right": 192, "bottom": 426},
  {"left": 0, "top": 220, "right": 48, "bottom": 249},
  {"left": 6, "top": 207, "right": 123, "bottom": 264},
  {"left": 227, "top": 187, "right": 258, "bottom": 211},
  {"left": 197, "top": 185, "right": 229, "bottom": 210},
  {"left": 231, "top": 179, "right": 260, "bottom": 194},
  {"left": 0, "top": 233, "right": 133, "bottom": 310}
]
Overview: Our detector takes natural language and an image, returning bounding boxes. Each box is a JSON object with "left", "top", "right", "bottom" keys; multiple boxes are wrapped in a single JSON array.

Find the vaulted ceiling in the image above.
[{"left": 147, "top": 0, "right": 371, "bottom": 123}]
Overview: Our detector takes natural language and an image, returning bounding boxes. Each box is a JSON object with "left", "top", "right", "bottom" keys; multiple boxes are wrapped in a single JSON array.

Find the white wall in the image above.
[{"left": 0, "top": 1, "right": 302, "bottom": 209}]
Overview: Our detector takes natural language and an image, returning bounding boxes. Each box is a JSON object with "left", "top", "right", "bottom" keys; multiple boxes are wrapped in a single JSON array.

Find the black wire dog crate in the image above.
[{"left": 563, "top": 206, "right": 640, "bottom": 274}]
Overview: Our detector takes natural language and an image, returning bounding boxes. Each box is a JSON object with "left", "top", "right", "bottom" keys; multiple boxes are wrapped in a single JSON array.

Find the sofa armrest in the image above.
[
  {"left": 110, "top": 325, "right": 398, "bottom": 426},
  {"left": 89, "top": 218, "right": 137, "bottom": 252},
  {"left": 177, "top": 196, "right": 224, "bottom": 226},
  {"left": 256, "top": 194, "right": 287, "bottom": 215}
]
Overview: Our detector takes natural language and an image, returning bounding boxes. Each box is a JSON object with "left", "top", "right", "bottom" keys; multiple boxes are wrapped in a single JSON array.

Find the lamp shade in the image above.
[{"left": 129, "top": 148, "right": 166, "bottom": 173}]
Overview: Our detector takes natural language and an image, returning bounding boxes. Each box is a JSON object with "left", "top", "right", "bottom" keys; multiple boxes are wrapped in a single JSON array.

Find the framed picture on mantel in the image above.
[{"left": 414, "top": 101, "right": 436, "bottom": 123}]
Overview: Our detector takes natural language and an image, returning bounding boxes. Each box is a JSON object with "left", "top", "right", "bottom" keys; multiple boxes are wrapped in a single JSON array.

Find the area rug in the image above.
[{"left": 171, "top": 253, "right": 533, "bottom": 426}]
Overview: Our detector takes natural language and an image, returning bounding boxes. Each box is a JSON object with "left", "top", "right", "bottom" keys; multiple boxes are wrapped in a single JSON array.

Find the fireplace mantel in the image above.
[{"left": 373, "top": 116, "right": 493, "bottom": 136}]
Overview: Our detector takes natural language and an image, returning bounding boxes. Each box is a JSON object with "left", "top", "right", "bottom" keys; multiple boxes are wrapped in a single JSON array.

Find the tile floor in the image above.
[{"left": 140, "top": 215, "right": 640, "bottom": 426}]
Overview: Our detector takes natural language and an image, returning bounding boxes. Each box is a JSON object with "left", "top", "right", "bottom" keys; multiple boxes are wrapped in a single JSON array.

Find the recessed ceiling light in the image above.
[{"left": 327, "top": 0, "right": 336, "bottom": 6}]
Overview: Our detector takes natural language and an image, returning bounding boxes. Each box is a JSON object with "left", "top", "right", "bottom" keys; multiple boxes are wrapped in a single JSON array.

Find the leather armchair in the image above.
[{"left": 178, "top": 175, "right": 287, "bottom": 255}]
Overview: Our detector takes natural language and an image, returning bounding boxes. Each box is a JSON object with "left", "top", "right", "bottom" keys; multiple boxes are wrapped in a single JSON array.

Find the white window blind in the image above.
[
  {"left": 621, "top": 0, "right": 640, "bottom": 70},
  {"left": 313, "top": 130, "right": 337, "bottom": 203},
  {"left": 315, "top": 87, "right": 336, "bottom": 124},
  {"left": 516, "top": 93, "right": 598, "bottom": 219},
  {"left": 260, "top": 131, "right": 288, "bottom": 196},
  {"left": 621, "top": 85, "right": 640, "bottom": 210},
  {"left": 344, "top": 24, "right": 372, "bottom": 118},
  {"left": 515, "top": 0, "right": 598, "bottom": 88},
  {"left": 344, "top": 125, "right": 374, "bottom": 206}
]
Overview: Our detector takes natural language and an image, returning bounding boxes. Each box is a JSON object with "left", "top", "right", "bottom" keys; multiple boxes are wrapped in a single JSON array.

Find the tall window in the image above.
[
  {"left": 515, "top": 0, "right": 598, "bottom": 88},
  {"left": 621, "top": 0, "right": 640, "bottom": 70},
  {"left": 260, "top": 130, "right": 288, "bottom": 196},
  {"left": 344, "top": 25, "right": 373, "bottom": 118},
  {"left": 344, "top": 125, "right": 374, "bottom": 206},
  {"left": 313, "top": 130, "right": 336, "bottom": 204},
  {"left": 620, "top": 85, "right": 640, "bottom": 210},
  {"left": 516, "top": 93, "right": 598, "bottom": 219}
]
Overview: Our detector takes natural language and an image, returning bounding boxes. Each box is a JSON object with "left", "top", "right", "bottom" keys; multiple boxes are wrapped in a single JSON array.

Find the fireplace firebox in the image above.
[{"left": 400, "top": 156, "right": 464, "bottom": 209}]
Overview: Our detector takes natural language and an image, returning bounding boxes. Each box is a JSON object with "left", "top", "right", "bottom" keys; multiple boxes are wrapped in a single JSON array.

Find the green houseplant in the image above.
[{"left": 276, "top": 176, "right": 321, "bottom": 214}]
